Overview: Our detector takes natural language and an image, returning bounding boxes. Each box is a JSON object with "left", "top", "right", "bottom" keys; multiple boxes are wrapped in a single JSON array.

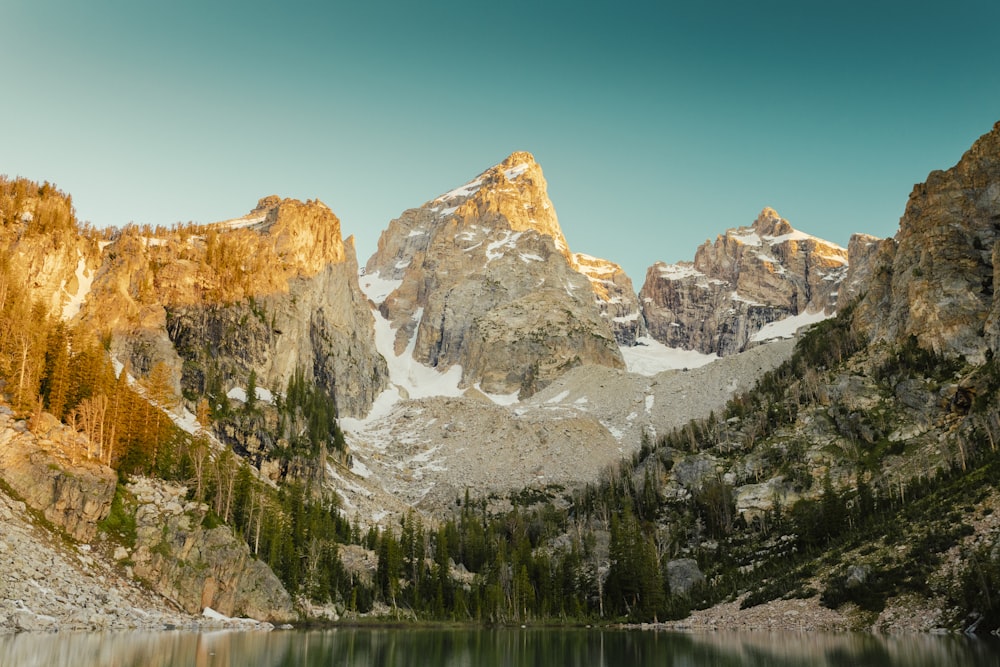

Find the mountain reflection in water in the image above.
[{"left": 2, "top": 627, "right": 999, "bottom": 667}]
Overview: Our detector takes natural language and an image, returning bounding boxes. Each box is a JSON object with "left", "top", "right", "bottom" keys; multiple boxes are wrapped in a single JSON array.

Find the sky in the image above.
[{"left": 3, "top": 1, "right": 1000, "bottom": 283}]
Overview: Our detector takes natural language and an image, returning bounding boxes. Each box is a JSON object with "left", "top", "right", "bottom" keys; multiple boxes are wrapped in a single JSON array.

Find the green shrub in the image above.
[{"left": 98, "top": 485, "right": 137, "bottom": 548}]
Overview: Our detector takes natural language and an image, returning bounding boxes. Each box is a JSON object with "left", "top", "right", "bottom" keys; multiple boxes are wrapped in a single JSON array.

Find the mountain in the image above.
[
  {"left": 72, "top": 196, "right": 387, "bottom": 419},
  {"left": 363, "top": 151, "right": 627, "bottom": 399},
  {"left": 639, "top": 208, "right": 852, "bottom": 356},
  {"left": 856, "top": 121, "right": 1000, "bottom": 363}
]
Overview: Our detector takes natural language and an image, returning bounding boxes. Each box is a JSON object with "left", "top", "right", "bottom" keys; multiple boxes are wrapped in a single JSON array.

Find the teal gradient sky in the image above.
[{"left": 3, "top": 1, "right": 1000, "bottom": 283}]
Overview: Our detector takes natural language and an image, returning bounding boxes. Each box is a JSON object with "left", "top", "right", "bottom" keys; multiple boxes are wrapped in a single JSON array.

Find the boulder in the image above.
[{"left": 666, "top": 558, "right": 705, "bottom": 596}]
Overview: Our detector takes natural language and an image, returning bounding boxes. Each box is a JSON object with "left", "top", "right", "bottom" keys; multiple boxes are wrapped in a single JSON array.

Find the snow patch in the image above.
[
  {"left": 750, "top": 310, "right": 831, "bottom": 342},
  {"left": 217, "top": 213, "right": 268, "bottom": 230},
  {"left": 574, "top": 253, "right": 617, "bottom": 275},
  {"left": 474, "top": 384, "right": 521, "bottom": 406},
  {"left": 485, "top": 231, "right": 523, "bottom": 263},
  {"left": 729, "top": 291, "right": 763, "bottom": 306},
  {"left": 171, "top": 408, "right": 202, "bottom": 436},
  {"left": 359, "top": 271, "right": 403, "bottom": 306},
  {"left": 504, "top": 163, "right": 530, "bottom": 181},
  {"left": 343, "top": 306, "right": 466, "bottom": 429},
  {"left": 546, "top": 390, "right": 571, "bottom": 404},
  {"left": 730, "top": 230, "right": 762, "bottom": 246},
  {"left": 657, "top": 263, "right": 704, "bottom": 280},
  {"left": 765, "top": 229, "right": 818, "bottom": 245},
  {"left": 436, "top": 178, "right": 484, "bottom": 202},
  {"left": 620, "top": 337, "right": 719, "bottom": 376},
  {"left": 61, "top": 253, "right": 94, "bottom": 320},
  {"left": 226, "top": 386, "right": 275, "bottom": 404}
]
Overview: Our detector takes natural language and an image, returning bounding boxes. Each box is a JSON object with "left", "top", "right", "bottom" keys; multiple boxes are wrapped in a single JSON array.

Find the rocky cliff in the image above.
[
  {"left": 126, "top": 478, "right": 294, "bottom": 622},
  {"left": 0, "top": 403, "right": 295, "bottom": 625},
  {"left": 363, "top": 152, "right": 625, "bottom": 399},
  {"left": 0, "top": 178, "right": 101, "bottom": 322},
  {"left": 639, "top": 208, "right": 849, "bottom": 356},
  {"left": 839, "top": 233, "right": 882, "bottom": 307},
  {"left": 856, "top": 121, "right": 1000, "bottom": 363},
  {"left": 0, "top": 410, "right": 116, "bottom": 542},
  {"left": 75, "top": 197, "right": 387, "bottom": 418},
  {"left": 572, "top": 252, "right": 646, "bottom": 346}
]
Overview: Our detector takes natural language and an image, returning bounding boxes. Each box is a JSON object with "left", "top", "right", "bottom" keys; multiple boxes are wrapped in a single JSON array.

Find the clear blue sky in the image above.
[{"left": 3, "top": 1, "right": 1000, "bottom": 283}]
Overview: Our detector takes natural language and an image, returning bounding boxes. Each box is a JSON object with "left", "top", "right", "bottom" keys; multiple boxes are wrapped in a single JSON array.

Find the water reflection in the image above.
[{"left": 1, "top": 627, "right": 999, "bottom": 667}]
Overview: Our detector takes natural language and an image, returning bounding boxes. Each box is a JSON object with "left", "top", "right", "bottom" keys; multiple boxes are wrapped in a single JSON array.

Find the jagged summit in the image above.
[
  {"left": 640, "top": 208, "right": 850, "bottom": 356},
  {"left": 362, "top": 152, "right": 631, "bottom": 400},
  {"left": 418, "top": 150, "right": 569, "bottom": 260}
]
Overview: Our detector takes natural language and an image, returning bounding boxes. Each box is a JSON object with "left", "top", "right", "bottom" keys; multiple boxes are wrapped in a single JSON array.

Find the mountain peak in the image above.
[
  {"left": 751, "top": 207, "right": 792, "bottom": 237},
  {"left": 500, "top": 150, "right": 537, "bottom": 166},
  {"left": 642, "top": 210, "right": 849, "bottom": 356}
]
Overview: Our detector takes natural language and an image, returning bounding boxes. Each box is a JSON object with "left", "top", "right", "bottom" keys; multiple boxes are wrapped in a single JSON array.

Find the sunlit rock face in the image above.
[
  {"left": 62, "top": 196, "right": 388, "bottom": 419},
  {"left": 839, "top": 233, "right": 882, "bottom": 307},
  {"left": 572, "top": 252, "right": 646, "bottom": 346},
  {"left": 364, "top": 151, "right": 624, "bottom": 398},
  {"left": 855, "top": 121, "right": 1000, "bottom": 363},
  {"left": 639, "top": 208, "right": 849, "bottom": 356}
]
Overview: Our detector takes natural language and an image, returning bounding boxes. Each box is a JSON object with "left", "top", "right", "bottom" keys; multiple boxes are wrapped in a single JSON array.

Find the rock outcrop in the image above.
[
  {"left": 666, "top": 558, "right": 705, "bottom": 597},
  {"left": 0, "top": 178, "right": 101, "bottom": 322},
  {"left": 127, "top": 477, "right": 294, "bottom": 622},
  {"left": 78, "top": 197, "right": 387, "bottom": 418},
  {"left": 856, "top": 121, "right": 1000, "bottom": 363},
  {"left": 639, "top": 208, "right": 849, "bottom": 356},
  {"left": 572, "top": 253, "right": 646, "bottom": 346},
  {"left": 839, "top": 233, "right": 882, "bottom": 307},
  {"left": 0, "top": 405, "right": 294, "bottom": 625},
  {"left": 0, "top": 410, "right": 116, "bottom": 542},
  {"left": 364, "top": 152, "right": 624, "bottom": 398},
  {"left": 0, "top": 478, "right": 282, "bottom": 633}
]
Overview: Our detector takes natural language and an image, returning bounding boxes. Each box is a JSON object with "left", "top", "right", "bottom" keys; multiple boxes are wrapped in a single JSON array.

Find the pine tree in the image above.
[{"left": 41, "top": 323, "right": 71, "bottom": 419}]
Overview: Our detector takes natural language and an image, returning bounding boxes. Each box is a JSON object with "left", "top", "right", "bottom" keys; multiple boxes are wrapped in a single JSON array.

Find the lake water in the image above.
[{"left": 1, "top": 627, "right": 999, "bottom": 667}]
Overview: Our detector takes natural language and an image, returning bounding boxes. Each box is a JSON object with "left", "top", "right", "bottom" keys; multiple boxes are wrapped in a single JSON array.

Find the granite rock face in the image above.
[
  {"left": 856, "top": 121, "right": 1000, "bottom": 363},
  {"left": 364, "top": 152, "right": 624, "bottom": 398},
  {"left": 0, "top": 180, "right": 100, "bottom": 322},
  {"left": 639, "top": 208, "right": 849, "bottom": 356},
  {"left": 572, "top": 252, "right": 646, "bottom": 346},
  {"left": 128, "top": 477, "right": 294, "bottom": 622},
  {"left": 839, "top": 233, "right": 882, "bottom": 307},
  {"left": 78, "top": 197, "right": 387, "bottom": 418},
  {"left": 0, "top": 411, "right": 116, "bottom": 542}
]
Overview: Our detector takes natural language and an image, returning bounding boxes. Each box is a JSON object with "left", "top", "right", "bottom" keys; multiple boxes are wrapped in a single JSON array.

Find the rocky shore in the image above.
[
  {"left": 0, "top": 408, "right": 291, "bottom": 634},
  {"left": 0, "top": 485, "right": 273, "bottom": 633}
]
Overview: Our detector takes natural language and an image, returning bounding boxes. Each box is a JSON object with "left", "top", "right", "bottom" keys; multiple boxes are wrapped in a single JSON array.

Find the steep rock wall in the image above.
[
  {"left": 364, "top": 152, "right": 624, "bottom": 398},
  {"left": 856, "top": 121, "right": 1000, "bottom": 363},
  {"left": 79, "top": 197, "right": 386, "bottom": 418},
  {"left": 128, "top": 477, "right": 294, "bottom": 622}
]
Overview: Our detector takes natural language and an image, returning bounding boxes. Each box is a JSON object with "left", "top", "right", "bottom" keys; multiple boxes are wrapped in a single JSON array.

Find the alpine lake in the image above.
[{"left": 2, "top": 626, "right": 1000, "bottom": 667}]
